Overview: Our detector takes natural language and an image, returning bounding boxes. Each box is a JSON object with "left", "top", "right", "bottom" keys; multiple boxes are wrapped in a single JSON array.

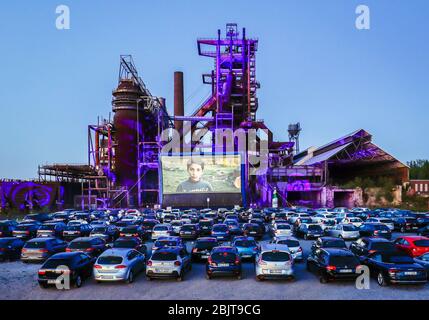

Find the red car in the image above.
[{"left": 394, "top": 236, "right": 429, "bottom": 257}]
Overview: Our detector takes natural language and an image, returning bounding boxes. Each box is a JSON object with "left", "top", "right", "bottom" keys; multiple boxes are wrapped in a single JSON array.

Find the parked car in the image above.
[
  {"left": 0, "top": 237, "right": 25, "bottom": 261},
  {"left": 151, "top": 224, "right": 172, "bottom": 240},
  {"left": 38, "top": 252, "right": 94, "bottom": 288},
  {"left": 12, "top": 222, "right": 41, "bottom": 240},
  {"left": 152, "top": 236, "right": 185, "bottom": 254},
  {"left": 66, "top": 237, "right": 107, "bottom": 257},
  {"left": 325, "top": 224, "right": 360, "bottom": 240},
  {"left": 206, "top": 246, "right": 242, "bottom": 280},
  {"left": 350, "top": 237, "right": 397, "bottom": 257},
  {"left": 179, "top": 224, "right": 200, "bottom": 240},
  {"left": 255, "top": 243, "right": 294, "bottom": 281},
  {"left": 307, "top": 248, "right": 360, "bottom": 283},
  {"left": 295, "top": 224, "right": 323, "bottom": 240},
  {"left": 414, "top": 253, "right": 429, "bottom": 278},
  {"left": 90, "top": 226, "right": 119, "bottom": 242},
  {"left": 37, "top": 221, "right": 67, "bottom": 238},
  {"left": 418, "top": 225, "right": 429, "bottom": 237},
  {"left": 119, "top": 225, "right": 146, "bottom": 239},
  {"left": 21, "top": 237, "right": 67, "bottom": 263},
  {"left": 63, "top": 224, "right": 92, "bottom": 241},
  {"left": 358, "top": 223, "right": 392, "bottom": 239},
  {"left": 270, "top": 236, "right": 303, "bottom": 262},
  {"left": 224, "top": 220, "right": 242, "bottom": 236},
  {"left": 271, "top": 223, "right": 293, "bottom": 238},
  {"left": 232, "top": 236, "right": 259, "bottom": 260},
  {"left": 94, "top": 248, "right": 146, "bottom": 283},
  {"left": 242, "top": 223, "right": 264, "bottom": 240},
  {"left": 0, "top": 220, "right": 18, "bottom": 237},
  {"left": 146, "top": 247, "right": 191, "bottom": 281},
  {"left": 211, "top": 224, "right": 230, "bottom": 241},
  {"left": 23, "top": 213, "right": 52, "bottom": 223},
  {"left": 340, "top": 217, "right": 364, "bottom": 228},
  {"left": 311, "top": 237, "right": 347, "bottom": 253},
  {"left": 394, "top": 236, "right": 429, "bottom": 258},
  {"left": 170, "top": 220, "right": 183, "bottom": 236},
  {"left": 112, "top": 237, "right": 147, "bottom": 255},
  {"left": 140, "top": 219, "right": 159, "bottom": 239},
  {"left": 360, "top": 251, "right": 427, "bottom": 286},
  {"left": 393, "top": 217, "right": 419, "bottom": 233},
  {"left": 366, "top": 218, "right": 394, "bottom": 231},
  {"left": 191, "top": 237, "right": 219, "bottom": 261}
]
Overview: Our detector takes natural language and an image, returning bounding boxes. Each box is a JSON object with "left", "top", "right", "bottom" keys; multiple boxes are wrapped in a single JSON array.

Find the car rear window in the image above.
[
  {"left": 43, "top": 259, "right": 72, "bottom": 269},
  {"left": 155, "top": 240, "right": 177, "bottom": 247},
  {"left": 383, "top": 255, "right": 414, "bottom": 264},
  {"left": 196, "top": 241, "right": 217, "bottom": 249},
  {"left": 15, "top": 225, "right": 32, "bottom": 231},
  {"left": 277, "top": 240, "right": 300, "bottom": 247},
  {"left": 69, "top": 241, "right": 91, "bottom": 249},
  {"left": 308, "top": 225, "right": 322, "bottom": 231},
  {"left": 151, "top": 251, "right": 177, "bottom": 261},
  {"left": 211, "top": 252, "right": 237, "bottom": 262},
  {"left": 123, "top": 227, "right": 138, "bottom": 232},
  {"left": 414, "top": 240, "right": 429, "bottom": 247},
  {"left": 261, "top": 251, "right": 291, "bottom": 262},
  {"left": 0, "top": 239, "right": 14, "bottom": 247},
  {"left": 277, "top": 224, "right": 291, "bottom": 230},
  {"left": 343, "top": 225, "right": 357, "bottom": 231},
  {"left": 235, "top": 240, "right": 256, "bottom": 247},
  {"left": 329, "top": 256, "right": 359, "bottom": 267},
  {"left": 154, "top": 226, "right": 168, "bottom": 231},
  {"left": 181, "top": 225, "right": 195, "bottom": 231},
  {"left": 39, "top": 225, "right": 55, "bottom": 230},
  {"left": 92, "top": 227, "right": 107, "bottom": 233},
  {"left": 371, "top": 242, "right": 395, "bottom": 251},
  {"left": 25, "top": 241, "right": 47, "bottom": 248},
  {"left": 113, "top": 240, "right": 137, "bottom": 248},
  {"left": 213, "top": 225, "right": 228, "bottom": 232},
  {"left": 97, "top": 256, "right": 123, "bottom": 265},
  {"left": 324, "top": 240, "right": 346, "bottom": 248},
  {"left": 66, "top": 226, "right": 80, "bottom": 231}
]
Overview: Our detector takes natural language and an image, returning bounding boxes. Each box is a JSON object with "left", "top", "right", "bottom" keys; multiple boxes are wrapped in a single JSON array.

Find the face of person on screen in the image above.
[{"left": 188, "top": 163, "right": 203, "bottom": 182}]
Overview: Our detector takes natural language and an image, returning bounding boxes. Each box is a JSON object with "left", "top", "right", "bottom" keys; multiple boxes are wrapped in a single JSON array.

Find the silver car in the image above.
[
  {"left": 146, "top": 246, "right": 191, "bottom": 281},
  {"left": 93, "top": 248, "right": 146, "bottom": 283},
  {"left": 325, "top": 224, "right": 360, "bottom": 240},
  {"left": 255, "top": 244, "right": 294, "bottom": 281},
  {"left": 271, "top": 223, "right": 293, "bottom": 238},
  {"left": 270, "top": 236, "right": 303, "bottom": 261},
  {"left": 151, "top": 223, "right": 172, "bottom": 240}
]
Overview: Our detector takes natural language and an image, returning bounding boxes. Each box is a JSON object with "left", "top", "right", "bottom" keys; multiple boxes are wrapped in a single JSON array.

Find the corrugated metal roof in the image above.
[{"left": 300, "top": 142, "right": 352, "bottom": 166}]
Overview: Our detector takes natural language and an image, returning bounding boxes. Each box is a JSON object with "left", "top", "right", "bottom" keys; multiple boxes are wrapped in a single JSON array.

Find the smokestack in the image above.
[{"left": 174, "top": 71, "right": 184, "bottom": 133}]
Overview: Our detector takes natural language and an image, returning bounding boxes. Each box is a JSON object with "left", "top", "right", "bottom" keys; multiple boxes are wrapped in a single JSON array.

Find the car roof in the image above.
[
  {"left": 27, "top": 237, "right": 56, "bottom": 242},
  {"left": 320, "top": 237, "right": 342, "bottom": 241},
  {"left": 399, "top": 236, "right": 429, "bottom": 241},
  {"left": 50, "top": 252, "right": 81, "bottom": 259},
  {"left": 212, "top": 246, "right": 236, "bottom": 252},
  {"left": 275, "top": 236, "right": 299, "bottom": 241},
  {"left": 321, "top": 248, "right": 354, "bottom": 256},
  {"left": 99, "top": 248, "right": 133, "bottom": 258},
  {"left": 70, "top": 237, "right": 99, "bottom": 242},
  {"left": 261, "top": 243, "right": 290, "bottom": 252},
  {"left": 365, "top": 237, "right": 391, "bottom": 242},
  {"left": 196, "top": 237, "right": 217, "bottom": 241}
]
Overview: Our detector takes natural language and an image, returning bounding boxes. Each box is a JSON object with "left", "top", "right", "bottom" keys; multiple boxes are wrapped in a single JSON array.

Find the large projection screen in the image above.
[{"left": 160, "top": 154, "right": 245, "bottom": 207}]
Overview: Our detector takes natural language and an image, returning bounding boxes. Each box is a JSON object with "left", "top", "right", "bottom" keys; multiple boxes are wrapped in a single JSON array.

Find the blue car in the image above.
[
  {"left": 211, "top": 224, "right": 230, "bottom": 241},
  {"left": 232, "top": 236, "right": 259, "bottom": 260},
  {"left": 206, "top": 246, "right": 242, "bottom": 280}
]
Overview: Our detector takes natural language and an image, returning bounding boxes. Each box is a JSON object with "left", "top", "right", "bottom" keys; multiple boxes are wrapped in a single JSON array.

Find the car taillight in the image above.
[
  {"left": 258, "top": 257, "right": 267, "bottom": 265},
  {"left": 374, "top": 231, "right": 379, "bottom": 235},
  {"left": 25, "top": 231, "right": 30, "bottom": 234},
  {"left": 38, "top": 270, "right": 46, "bottom": 275},
  {"left": 388, "top": 268, "right": 399, "bottom": 273},
  {"left": 368, "top": 250, "right": 376, "bottom": 254},
  {"left": 326, "top": 265, "right": 336, "bottom": 271},
  {"left": 174, "top": 261, "right": 181, "bottom": 266},
  {"left": 39, "top": 249, "right": 48, "bottom": 253},
  {"left": 120, "top": 233, "right": 125, "bottom": 237},
  {"left": 66, "top": 248, "right": 72, "bottom": 252},
  {"left": 192, "top": 248, "right": 198, "bottom": 253},
  {"left": 253, "top": 247, "right": 258, "bottom": 251},
  {"left": 115, "top": 265, "right": 127, "bottom": 269},
  {"left": 21, "top": 248, "right": 27, "bottom": 253},
  {"left": 133, "top": 234, "right": 138, "bottom": 237},
  {"left": 235, "top": 258, "right": 240, "bottom": 265},
  {"left": 86, "top": 248, "right": 95, "bottom": 252},
  {"left": 94, "top": 265, "right": 102, "bottom": 269},
  {"left": 147, "top": 261, "right": 152, "bottom": 266}
]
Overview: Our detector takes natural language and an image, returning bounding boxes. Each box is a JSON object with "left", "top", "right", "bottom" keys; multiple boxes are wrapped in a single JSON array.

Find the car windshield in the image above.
[
  {"left": 261, "top": 251, "right": 290, "bottom": 262},
  {"left": 213, "top": 225, "right": 228, "bottom": 232},
  {"left": 211, "top": 251, "right": 237, "bottom": 262},
  {"left": 371, "top": 242, "right": 395, "bottom": 251},
  {"left": 329, "top": 256, "right": 358, "bottom": 267},
  {"left": 278, "top": 240, "right": 299, "bottom": 247},
  {"left": 323, "top": 240, "right": 346, "bottom": 248},
  {"left": 308, "top": 225, "right": 322, "bottom": 231},
  {"left": 414, "top": 240, "right": 429, "bottom": 247},
  {"left": 419, "top": 254, "right": 429, "bottom": 261},
  {"left": 69, "top": 241, "right": 91, "bottom": 249},
  {"left": 25, "top": 241, "right": 47, "bottom": 248},
  {"left": 235, "top": 240, "right": 256, "bottom": 247},
  {"left": 98, "top": 256, "right": 123, "bottom": 265},
  {"left": 196, "top": 241, "right": 217, "bottom": 249},
  {"left": 277, "top": 225, "right": 290, "bottom": 230},
  {"left": 151, "top": 251, "right": 177, "bottom": 261},
  {"left": 114, "top": 240, "right": 137, "bottom": 248},
  {"left": 343, "top": 225, "right": 357, "bottom": 231},
  {"left": 43, "top": 258, "right": 72, "bottom": 269},
  {"left": 92, "top": 227, "right": 107, "bottom": 233},
  {"left": 383, "top": 255, "right": 414, "bottom": 264}
]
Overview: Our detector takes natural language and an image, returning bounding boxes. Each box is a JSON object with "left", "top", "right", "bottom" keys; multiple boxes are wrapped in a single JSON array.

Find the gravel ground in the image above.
[{"left": 1, "top": 232, "right": 428, "bottom": 300}]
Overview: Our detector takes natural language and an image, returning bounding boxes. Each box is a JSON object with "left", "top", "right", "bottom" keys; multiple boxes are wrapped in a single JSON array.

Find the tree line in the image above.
[{"left": 408, "top": 160, "right": 429, "bottom": 179}]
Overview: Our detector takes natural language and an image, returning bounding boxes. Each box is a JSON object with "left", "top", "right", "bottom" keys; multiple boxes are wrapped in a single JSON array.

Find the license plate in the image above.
[
  {"left": 270, "top": 270, "right": 282, "bottom": 274},
  {"left": 242, "top": 255, "right": 252, "bottom": 258},
  {"left": 201, "top": 255, "right": 208, "bottom": 259},
  {"left": 155, "top": 269, "right": 169, "bottom": 273},
  {"left": 218, "top": 263, "right": 229, "bottom": 267},
  {"left": 339, "top": 269, "right": 352, "bottom": 273},
  {"left": 185, "top": 232, "right": 191, "bottom": 234},
  {"left": 47, "top": 279, "right": 58, "bottom": 284},
  {"left": 404, "top": 272, "right": 417, "bottom": 275}
]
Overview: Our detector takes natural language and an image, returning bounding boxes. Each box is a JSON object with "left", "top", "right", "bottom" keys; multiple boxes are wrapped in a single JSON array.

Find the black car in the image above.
[
  {"left": 198, "top": 219, "right": 214, "bottom": 235},
  {"left": 192, "top": 237, "right": 219, "bottom": 261},
  {"left": 89, "top": 226, "right": 119, "bottom": 242},
  {"left": 119, "top": 225, "right": 146, "bottom": 239},
  {"left": 416, "top": 217, "right": 429, "bottom": 229},
  {"left": 306, "top": 248, "right": 361, "bottom": 283},
  {"left": 393, "top": 217, "right": 419, "bottom": 233},
  {"left": 52, "top": 212, "right": 72, "bottom": 223},
  {"left": 0, "top": 237, "right": 25, "bottom": 261},
  {"left": 311, "top": 237, "right": 347, "bottom": 253},
  {"left": 242, "top": 223, "right": 264, "bottom": 240},
  {"left": 12, "top": 222, "right": 41, "bottom": 240},
  {"left": 418, "top": 225, "right": 429, "bottom": 237},
  {"left": 360, "top": 251, "right": 427, "bottom": 286},
  {"left": 358, "top": 223, "right": 392, "bottom": 239},
  {"left": 38, "top": 252, "right": 94, "bottom": 288},
  {"left": 295, "top": 224, "right": 324, "bottom": 240},
  {"left": 113, "top": 237, "right": 147, "bottom": 255},
  {"left": 140, "top": 219, "right": 159, "bottom": 239},
  {"left": 414, "top": 253, "right": 429, "bottom": 278},
  {"left": 350, "top": 237, "right": 396, "bottom": 258},
  {"left": 67, "top": 237, "right": 107, "bottom": 257},
  {"left": 37, "top": 221, "right": 67, "bottom": 238},
  {"left": 63, "top": 224, "right": 92, "bottom": 241},
  {"left": 179, "top": 224, "right": 200, "bottom": 240},
  {"left": 0, "top": 220, "right": 17, "bottom": 237},
  {"left": 23, "top": 213, "right": 52, "bottom": 223}
]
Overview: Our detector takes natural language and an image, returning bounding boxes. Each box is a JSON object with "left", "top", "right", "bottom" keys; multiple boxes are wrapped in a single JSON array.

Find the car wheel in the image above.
[
  {"left": 237, "top": 274, "right": 242, "bottom": 280},
  {"left": 126, "top": 271, "right": 134, "bottom": 284},
  {"left": 400, "top": 227, "right": 405, "bottom": 233},
  {"left": 177, "top": 272, "right": 183, "bottom": 282},
  {"left": 320, "top": 274, "right": 329, "bottom": 284},
  {"left": 39, "top": 282, "right": 48, "bottom": 289},
  {"left": 74, "top": 275, "right": 83, "bottom": 288},
  {"left": 377, "top": 272, "right": 388, "bottom": 286},
  {"left": 206, "top": 274, "right": 211, "bottom": 280},
  {"left": 338, "top": 235, "right": 343, "bottom": 239},
  {"left": 304, "top": 234, "right": 308, "bottom": 240}
]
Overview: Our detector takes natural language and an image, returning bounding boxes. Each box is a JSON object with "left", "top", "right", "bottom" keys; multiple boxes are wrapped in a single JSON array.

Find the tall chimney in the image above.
[{"left": 174, "top": 71, "right": 184, "bottom": 133}]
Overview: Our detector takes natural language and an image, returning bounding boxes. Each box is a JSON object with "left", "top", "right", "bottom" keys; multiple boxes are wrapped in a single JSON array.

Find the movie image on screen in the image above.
[{"left": 161, "top": 154, "right": 242, "bottom": 195}]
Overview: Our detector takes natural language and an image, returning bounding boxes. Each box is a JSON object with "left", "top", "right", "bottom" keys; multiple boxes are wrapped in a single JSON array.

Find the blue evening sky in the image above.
[{"left": 0, "top": 0, "right": 428, "bottom": 179}]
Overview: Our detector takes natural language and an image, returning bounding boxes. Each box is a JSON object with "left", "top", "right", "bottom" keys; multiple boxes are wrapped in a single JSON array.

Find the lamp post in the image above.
[
  {"left": 207, "top": 197, "right": 210, "bottom": 209},
  {"left": 136, "top": 98, "right": 142, "bottom": 209}
]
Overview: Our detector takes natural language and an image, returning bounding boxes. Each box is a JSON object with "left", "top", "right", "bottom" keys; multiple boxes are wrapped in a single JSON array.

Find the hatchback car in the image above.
[
  {"left": 270, "top": 236, "right": 303, "bottom": 261},
  {"left": 119, "top": 225, "right": 145, "bottom": 239},
  {"left": 37, "top": 221, "right": 67, "bottom": 238},
  {"left": 271, "top": 223, "right": 293, "bottom": 238},
  {"left": 146, "top": 247, "right": 191, "bottom": 281},
  {"left": 350, "top": 237, "right": 397, "bottom": 257},
  {"left": 311, "top": 237, "right": 347, "bottom": 253},
  {"left": 21, "top": 237, "right": 67, "bottom": 262},
  {"left": 307, "top": 248, "right": 360, "bottom": 283},
  {"left": 325, "top": 224, "right": 360, "bottom": 240},
  {"left": 242, "top": 223, "right": 264, "bottom": 240},
  {"left": 0, "top": 237, "right": 25, "bottom": 261},
  {"left": 113, "top": 237, "right": 147, "bottom": 255},
  {"left": 394, "top": 236, "right": 429, "bottom": 258},
  {"left": 63, "top": 224, "right": 92, "bottom": 241},
  {"left": 0, "top": 220, "right": 18, "bottom": 237},
  {"left": 358, "top": 223, "right": 392, "bottom": 239},
  {"left": 12, "top": 222, "right": 41, "bottom": 240},
  {"left": 211, "top": 224, "right": 230, "bottom": 241},
  {"left": 94, "top": 248, "right": 146, "bottom": 283},
  {"left": 66, "top": 237, "right": 107, "bottom": 257},
  {"left": 255, "top": 244, "right": 294, "bottom": 281},
  {"left": 90, "top": 226, "right": 119, "bottom": 242},
  {"left": 191, "top": 237, "right": 219, "bottom": 261},
  {"left": 152, "top": 236, "right": 185, "bottom": 254},
  {"left": 179, "top": 224, "right": 200, "bottom": 240},
  {"left": 414, "top": 252, "right": 429, "bottom": 277},
  {"left": 295, "top": 224, "right": 323, "bottom": 240},
  {"left": 206, "top": 246, "right": 242, "bottom": 280},
  {"left": 366, "top": 218, "right": 394, "bottom": 231},
  {"left": 38, "top": 252, "right": 94, "bottom": 288},
  {"left": 232, "top": 236, "right": 259, "bottom": 260},
  {"left": 151, "top": 224, "right": 172, "bottom": 240}
]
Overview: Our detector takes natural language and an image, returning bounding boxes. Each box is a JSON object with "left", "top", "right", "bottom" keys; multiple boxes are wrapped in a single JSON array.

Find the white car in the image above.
[
  {"left": 313, "top": 213, "right": 335, "bottom": 223},
  {"left": 366, "top": 218, "right": 395, "bottom": 231},
  {"left": 255, "top": 244, "right": 294, "bottom": 281},
  {"left": 151, "top": 223, "right": 172, "bottom": 240},
  {"left": 271, "top": 223, "right": 293, "bottom": 238},
  {"left": 341, "top": 217, "right": 363, "bottom": 228},
  {"left": 270, "top": 236, "right": 303, "bottom": 261}
]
